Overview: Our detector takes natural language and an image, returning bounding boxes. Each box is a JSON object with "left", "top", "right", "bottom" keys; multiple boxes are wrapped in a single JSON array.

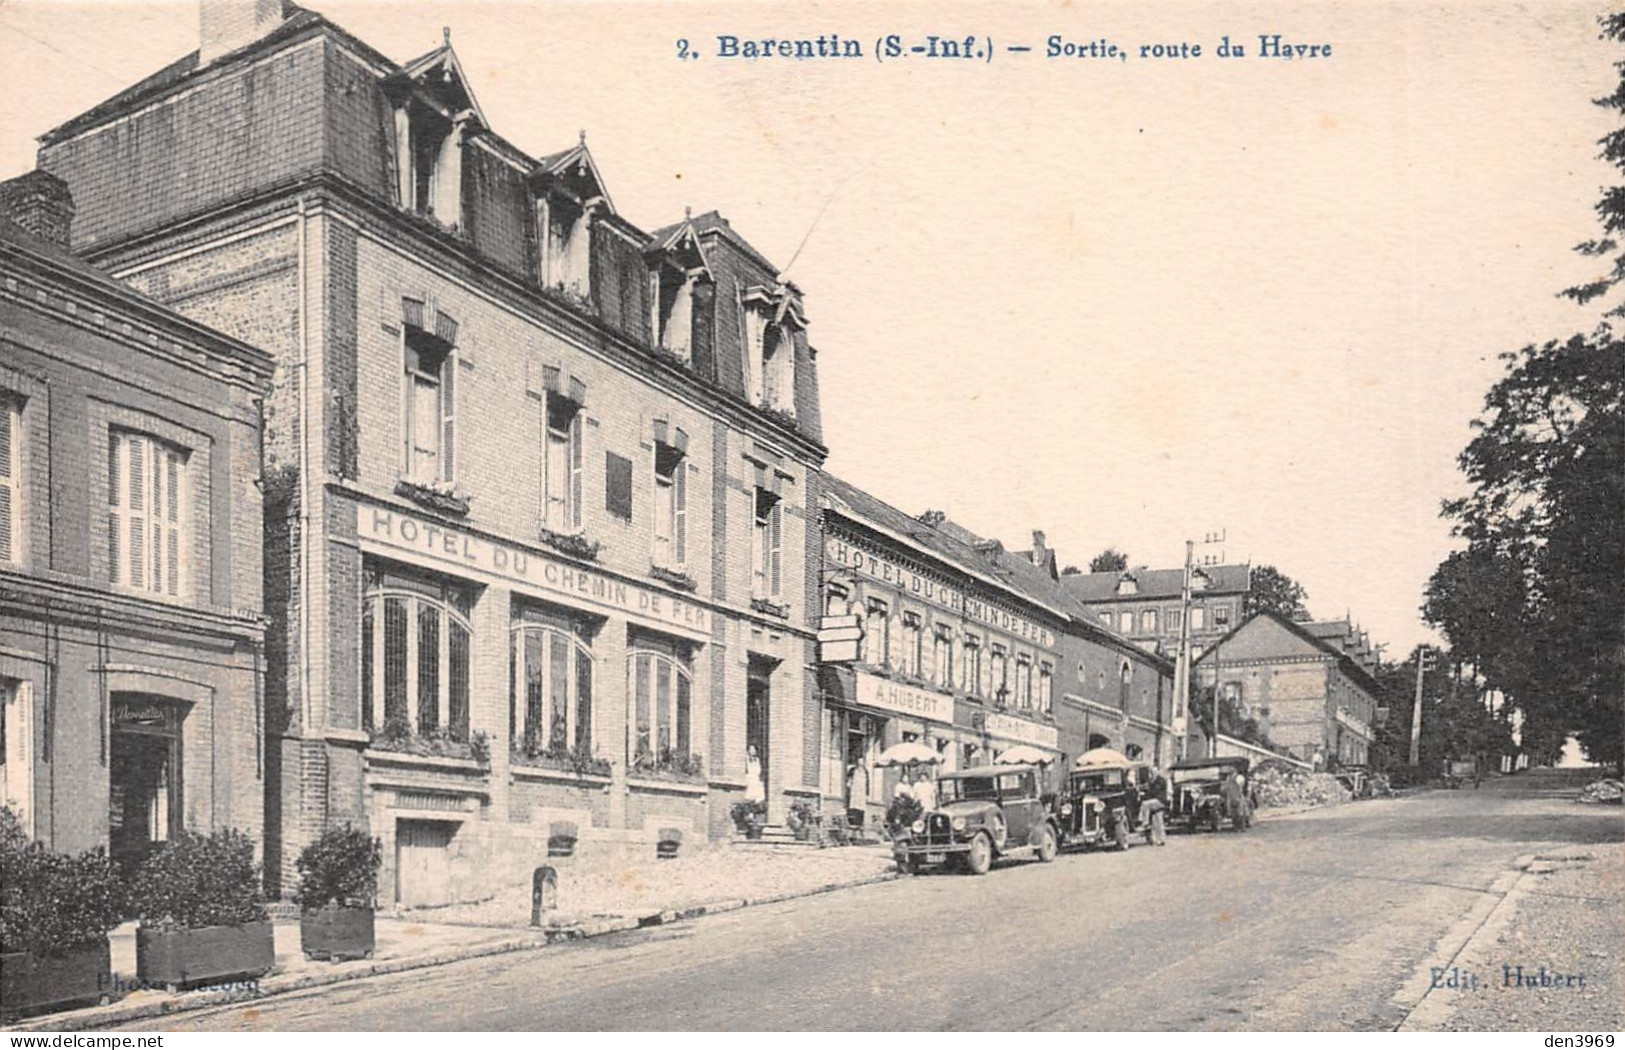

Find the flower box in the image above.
[
  {"left": 648, "top": 564, "right": 698, "bottom": 592},
  {"left": 538, "top": 528, "right": 602, "bottom": 562},
  {"left": 393, "top": 479, "right": 470, "bottom": 517},
  {"left": 750, "top": 597, "right": 789, "bottom": 619},
  {"left": 299, "top": 906, "right": 375, "bottom": 962},
  {"left": 0, "top": 939, "right": 111, "bottom": 1020},
  {"left": 136, "top": 921, "right": 274, "bottom": 991}
]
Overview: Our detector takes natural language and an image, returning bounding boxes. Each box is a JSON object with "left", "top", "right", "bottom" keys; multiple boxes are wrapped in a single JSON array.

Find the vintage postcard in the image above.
[{"left": 0, "top": 0, "right": 1619, "bottom": 1037}]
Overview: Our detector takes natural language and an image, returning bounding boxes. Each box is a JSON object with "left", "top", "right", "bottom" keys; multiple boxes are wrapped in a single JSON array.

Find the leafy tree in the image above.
[
  {"left": 1563, "top": 12, "right": 1625, "bottom": 317},
  {"left": 1244, "top": 564, "right": 1309, "bottom": 620},
  {"left": 1088, "top": 547, "right": 1128, "bottom": 573}
]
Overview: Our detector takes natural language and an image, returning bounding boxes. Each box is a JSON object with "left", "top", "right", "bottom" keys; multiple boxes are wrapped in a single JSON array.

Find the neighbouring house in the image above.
[
  {"left": 30, "top": 0, "right": 826, "bottom": 903},
  {"left": 1060, "top": 562, "right": 1251, "bottom": 660},
  {"left": 0, "top": 171, "right": 274, "bottom": 871},
  {"left": 1193, "top": 610, "right": 1383, "bottom": 768}
]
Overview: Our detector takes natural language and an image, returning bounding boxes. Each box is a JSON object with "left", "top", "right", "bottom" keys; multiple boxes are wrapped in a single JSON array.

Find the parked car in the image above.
[
  {"left": 1169, "top": 756, "right": 1252, "bottom": 833},
  {"left": 1053, "top": 751, "right": 1154, "bottom": 851},
  {"left": 892, "top": 764, "right": 1060, "bottom": 875}
]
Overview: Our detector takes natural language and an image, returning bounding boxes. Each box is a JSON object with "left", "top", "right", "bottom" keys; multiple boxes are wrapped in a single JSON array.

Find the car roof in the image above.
[
  {"left": 940, "top": 763, "right": 1041, "bottom": 780},
  {"left": 1171, "top": 756, "right": 1250, "bottom": 771}
]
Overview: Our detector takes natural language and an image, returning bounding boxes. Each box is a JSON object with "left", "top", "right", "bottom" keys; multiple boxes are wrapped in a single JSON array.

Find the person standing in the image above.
[
  {"left": 847, "top": 761, "right": 870, "bottom": 832},
  {"left": 745, "top": 745, "right": 765, "bottom": 804},
  {"left": 1139, "top": 766, "right": 1170, "bottom": 846}
]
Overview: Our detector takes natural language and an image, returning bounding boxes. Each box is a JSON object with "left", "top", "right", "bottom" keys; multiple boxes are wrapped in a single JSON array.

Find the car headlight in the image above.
[
  {"left": 911, "top": 819, "right": 925, "bottom": 834},
  {"left": 1060, "top": 803, "right": 1074, "bottom": 817},
  {"left": 951, "top": 816, "right": 967, "bottom": 831}
]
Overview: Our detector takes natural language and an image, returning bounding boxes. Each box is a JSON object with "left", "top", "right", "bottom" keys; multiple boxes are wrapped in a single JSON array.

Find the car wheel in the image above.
[
  {"left": 1038, "top": 825, "right": 1058, "bottom": 863},
  {"left": 965, "top": 832, "right": 993, "bottom": 875},
  {"left": 1113, "top": 818, "right": 1130, "bottom": 851}
]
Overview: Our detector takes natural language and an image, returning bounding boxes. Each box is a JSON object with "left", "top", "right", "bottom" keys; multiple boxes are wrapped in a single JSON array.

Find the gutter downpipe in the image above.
[{"left": 297, "top": 195, "right": 312, "bottom": 733}]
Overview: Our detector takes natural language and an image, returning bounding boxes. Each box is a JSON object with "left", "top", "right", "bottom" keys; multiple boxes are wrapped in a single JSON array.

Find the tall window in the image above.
[
  {"left": 962, "top": 633, "right": 982, "bottom": 697},
  {"left": 108, "top": 429, "right": 186, "bottom": 597},
  {"left": 1014, "top": 654, "right": 1033, "bottom": 710},
  {"left": 1214, "top": 604, "right": 1232, "bottom": 628},
  {"left": 1097, "top": 612, "right": 1112, "bottom": 628},
  {"left": 1140, "top": 609, "right": 1158, "bottom": 633},
  {"left": 653, "top": 443, "right": 687, "bottom": 567},
  {"left": 544, "top": 393, "right": 584, "bottom": 530},
  {"left": 863, "top": 599, "right": 890, "bottom": 667},
  {"left": 1167, "top": 608, "right": 1183, "bottom": 631},
  {"left": 0, "top": 679, "right": 32, "bottom": 837},
  {"left": 990, "top": 645, "right": 1009, "bottom": 704},
  {"left": 361, "top": 567, "right": 472, "bottom": 741},
  {"left": 628, "top": 647, "right": 693, "bottom": 771},
  {"left": 1038, "top": 662, "right": 1054, "bottom": 714},
  {"left": 0, "top": 394, "right": 20, "bottom": 565},
  {"left": 1190, "top": 607, "right": 1207, "bottom": 631},
  {"left": 932, "top": 625, "right": 954, "bottom": 688},
  {"left": 1118, "top": 611, "right": 1134, "bottom": 633},
  {"left": 510, "top": 615, "right": 594, "bottom": 758},
  {"left": 404, "top": 330, "right": 455, "bottom": 485},
  {"left": 751, "top": 488, "right": 782, "bottom": 600},
  {"left": 900, "top": 612, "right": 923, "bottom": 677}
]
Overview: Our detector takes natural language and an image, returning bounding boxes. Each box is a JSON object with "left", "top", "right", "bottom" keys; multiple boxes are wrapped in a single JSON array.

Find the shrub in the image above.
[
  {"left": 129, "top": 829, "right": 268, "bottom": 931},
  {"left": 293, "top": 825, "right": 382, "bottom": 911},
  {"left": 730, "top": 799, "right": 765, "bottom": 833},
  {"left": 0, "top": 807, "right": 124, "bottom": 956}
]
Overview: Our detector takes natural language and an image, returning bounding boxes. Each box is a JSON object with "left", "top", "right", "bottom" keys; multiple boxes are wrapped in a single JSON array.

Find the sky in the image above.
[{"left": 0, "top": 0, "right": 1615, "bottom": 657}]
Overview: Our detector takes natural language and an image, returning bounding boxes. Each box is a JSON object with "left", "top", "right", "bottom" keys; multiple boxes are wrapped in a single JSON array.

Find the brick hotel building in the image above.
[{"left": 31, "top": 0, "right": 826, "bottom": 902}]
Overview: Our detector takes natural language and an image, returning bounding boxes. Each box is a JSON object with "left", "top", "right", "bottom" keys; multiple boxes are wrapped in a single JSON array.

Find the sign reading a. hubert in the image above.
[
  {"left": 359, "top": 505, "right": 710, "bottom": 639},
  {"left": 854, "top": 671, "right": 953, "bottom": 724}
]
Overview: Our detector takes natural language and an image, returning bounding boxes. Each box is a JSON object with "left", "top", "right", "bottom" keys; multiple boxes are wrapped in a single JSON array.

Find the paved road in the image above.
[{"left": 132, "top": 770, "right": 1621, "bottom": 1031}]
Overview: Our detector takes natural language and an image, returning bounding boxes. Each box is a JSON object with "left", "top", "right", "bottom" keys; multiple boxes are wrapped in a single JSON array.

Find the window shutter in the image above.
[
  {"left": 126, "top": 434, "right": 147, "bottom": 589},
  {"left": 673, "top": 464, "right": 687, "bottom": 565},
  {"left": 440, "top": 354, "right": 456, "bottom": 483},
  {"left": 768, "top": 500, "right": 783, "bottom": 597},
  {"left": 0, "top": 401, "right": 13, "bottom": 563},
  {"left": 164, "top": 449, "right": 181, "bottom": 596},
  {"left": 568, "top": 411, "right": 584, "bottom": 529},
  {"left": 604, "top": 452, "right": 633, "bottom": 521}
]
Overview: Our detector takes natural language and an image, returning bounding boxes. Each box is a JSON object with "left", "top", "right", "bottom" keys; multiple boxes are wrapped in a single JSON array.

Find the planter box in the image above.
[
  {"left": 0, "top": 939, "right": 111, "bottom": 1020},
  {"left": 300, "top": 906, "right": 375, "bottom": 962},
  {"left": 136, "top": 921, "right": 275, "bottom": 991}
]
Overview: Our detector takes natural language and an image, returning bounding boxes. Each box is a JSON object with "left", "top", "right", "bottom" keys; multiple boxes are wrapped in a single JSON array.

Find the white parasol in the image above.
[
  {"left": 1074, "top": 746, "right": 1132, "bottom": 770},
  {"left": 874, "top": 741, "right": 944, "bottom": 768},
  {"left": 998, "top": 745, "right": 1056, "bottom": 766}
]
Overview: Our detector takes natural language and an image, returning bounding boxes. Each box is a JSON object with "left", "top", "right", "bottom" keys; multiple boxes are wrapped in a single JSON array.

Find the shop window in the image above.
[
  {"left": 962, "top": 633, "right": 982, "bottom": 697},
  {"left": 541, "top": 197, "right": 591, "bottom": 299},
  {"left": 544, "top": 393, "right": 584, "bottom": 531},
  {"left": 751, "top": 487, "right": 783, "bottom": 600},
  {"left": 901, "top": 612, "right": 923, "bottom": 677},
  {"left": 108, "top": 429, "right": 187, "bottom": 597},
  {"left": 403, "top": 328, "right": 456, "bottom": 486},
  {"left": 1014, "top": 654, "right": 1033, "bottom": 710},
  {"left": 990, "top": 645, "right": 1009, "bottom": 705},
  {"left": 1038, "top": 661, "right": 1054, "bottom": 714},
  {"left": 653, "top": 442, "right": 687, "bottom": 567},
  {"left": 628, "top": 646, "right": 694, "bottom": 773},
  {"left": 932, "top": 625, "right": 954, "bottom": 688},
  {"left": 863, "top": 598, "right": 890, "bottom": 667},
  {"left": 0, "top": 678, "right": 32, "bottom": 837},
  {"left": 510, "top": 616, "right": 594, "bottom": 759},
  {"left": 1141, "top": 609, "right": 1158, "bottom": 634},
  {"left": 361, "top": 567, "right": 473, "bottom": 740},
  {"left": 0, "top": 393, "right": 22, "bottom": 565}
]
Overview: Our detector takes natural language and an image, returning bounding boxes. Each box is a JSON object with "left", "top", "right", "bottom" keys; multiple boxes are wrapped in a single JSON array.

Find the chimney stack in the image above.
[
  {"left": 0, "top": 171, "right": 75, "bottom": 247},
  {"left": 199, "top": 0, "right": 285, "bottom": 66},
  {"left": 1030, "top": 530, "right": 1047, "bottom": 562}
]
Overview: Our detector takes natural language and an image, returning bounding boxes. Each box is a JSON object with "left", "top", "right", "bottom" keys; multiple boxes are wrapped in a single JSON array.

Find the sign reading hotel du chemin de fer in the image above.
[
  {"left": 824, "top": 536, "right": 1056, "bottom": 648},
  {"left": 359, "top": 505, "right": 711, "bottom": 640}
]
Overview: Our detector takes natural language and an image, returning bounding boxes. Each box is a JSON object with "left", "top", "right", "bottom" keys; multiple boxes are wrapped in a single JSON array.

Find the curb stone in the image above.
[{"left": 3, "top": 871, "right": 901, "bottom": 1032}]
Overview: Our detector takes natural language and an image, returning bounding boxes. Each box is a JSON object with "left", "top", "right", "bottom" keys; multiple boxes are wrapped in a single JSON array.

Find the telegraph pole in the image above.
[
  {"left": 1172, "top": 540, "right": 1194, "bottom": 761},
  {"left": 1409, "top": 646, "right": 1435, "bottom": 766}
]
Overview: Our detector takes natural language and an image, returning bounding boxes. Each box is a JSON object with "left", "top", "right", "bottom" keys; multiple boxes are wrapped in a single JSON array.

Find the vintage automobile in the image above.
[
  {"left": 1169, "top": 755, "right": 1252, "bottom": 833},
  {"left": 1052, "top": 750, "right": 1154, "bottom": 851},
  {"left": 891, "top": 764, "right": 1060, "bottom": 875}
]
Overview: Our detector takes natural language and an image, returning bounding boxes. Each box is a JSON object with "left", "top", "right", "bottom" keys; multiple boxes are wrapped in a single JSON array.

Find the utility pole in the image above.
[
  {"left": 1409, "top": 646, "right": 1436, "bottom": 766},
  {"left": 1172, "top": 540, "right": 1194, "bottom": 762}
]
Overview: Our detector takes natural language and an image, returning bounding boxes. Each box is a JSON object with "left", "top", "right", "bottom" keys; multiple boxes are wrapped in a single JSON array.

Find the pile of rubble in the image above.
[
  {"left": 1575, "top": 778, "right": 1623, "bottom": 804},
  {"left": 1252, "top": 766, "right": 1352, "bottom": 809}
]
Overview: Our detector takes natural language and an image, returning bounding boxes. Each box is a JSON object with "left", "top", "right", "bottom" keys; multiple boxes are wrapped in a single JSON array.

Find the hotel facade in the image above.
[{"left": 34, "top": 2, "right": 826, "bottom": 901}]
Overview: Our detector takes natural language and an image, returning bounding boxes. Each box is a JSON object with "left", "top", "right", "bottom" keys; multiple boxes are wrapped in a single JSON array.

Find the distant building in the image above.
[
  {"left": 1060, "top": 562, "right": 1251, "bottom": 660},
  {"left": 1193, "top": 611, "right": 1382, "bottom": 768},
  {"left": 0, "top": 172, "right": 274, "bottom": 868}
]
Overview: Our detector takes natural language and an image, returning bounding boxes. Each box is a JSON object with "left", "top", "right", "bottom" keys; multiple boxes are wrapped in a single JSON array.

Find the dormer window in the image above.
[
  {"left": 741, "top": 285, "right": 803, "bottom": 417},
  {"left": 1116, "top": 573, "right": 1138, "bottom": 596},
  {"left": 653, "top": 266, "right": 697, "bottom": 361},
  {"left": 393, "top": 102, "right": 467, "bottom": 227},
  {"left": 541, "top": 196, "right": 592, "bottom": 299}
]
